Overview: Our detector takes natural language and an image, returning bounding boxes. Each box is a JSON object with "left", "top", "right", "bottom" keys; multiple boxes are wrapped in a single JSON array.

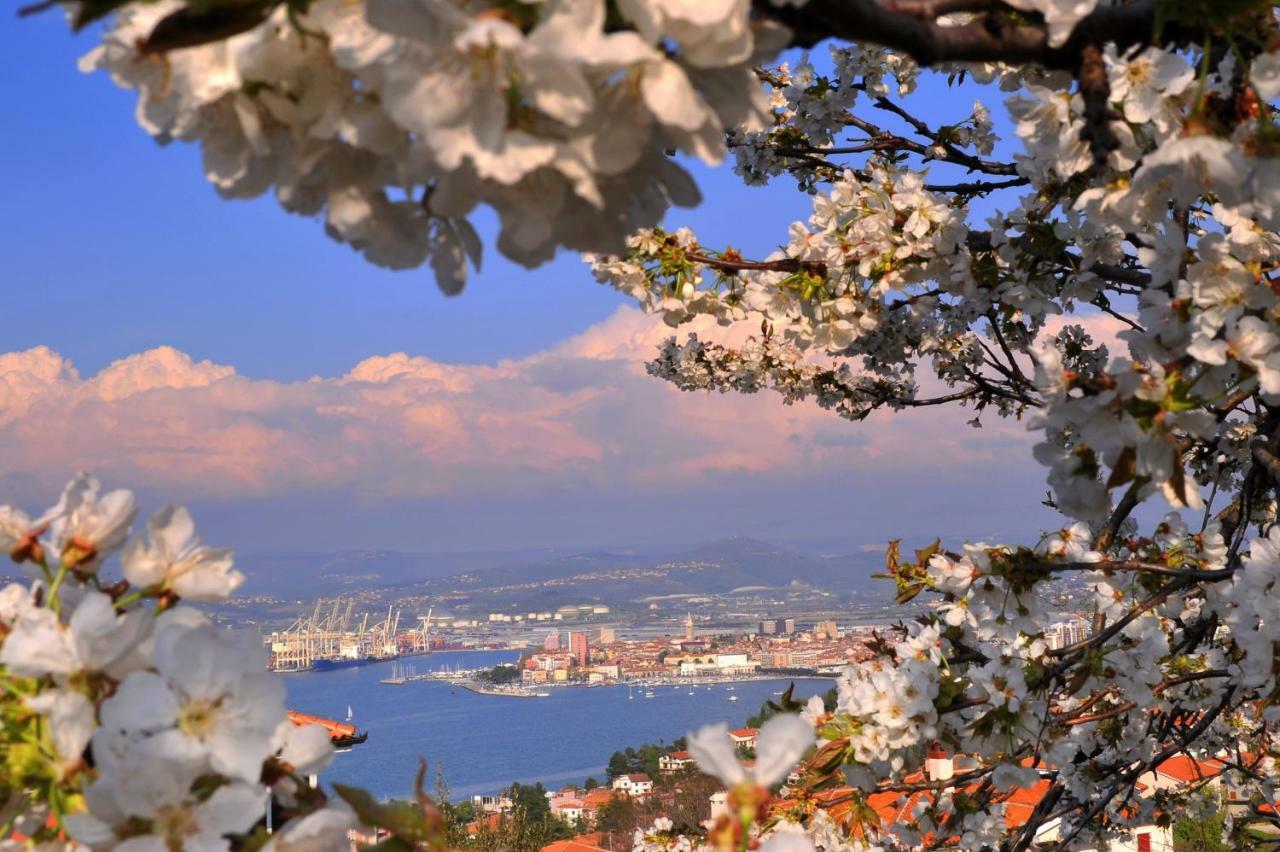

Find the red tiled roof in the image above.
[
  {"left": 582, "top": 789, "right": 615, "bottom": 809},
  {"left": 667, "top": 750, "right": 692, "bottom": 760},
  {"left": 466, "top": 813, "right": 503, "bottom": 836},
  {"left": 819, "top": 766, "right": 1055, "bottom": 844},
  {"left": 1154, "top": 755, "right": 1225, "bottom": 784},
  {"left": 541, "top": 833, "right": 606, "bottom": 852}
]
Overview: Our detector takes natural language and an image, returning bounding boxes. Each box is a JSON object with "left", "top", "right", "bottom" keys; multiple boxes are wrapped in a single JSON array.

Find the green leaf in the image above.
[{"left": 914, "top": 538, "right": 942, "bottom": 566}]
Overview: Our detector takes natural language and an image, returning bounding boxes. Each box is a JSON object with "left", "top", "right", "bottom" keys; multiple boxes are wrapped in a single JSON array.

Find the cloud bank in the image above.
[{"left": 0, "top": 308, "right": 1040, "bottom": 505}]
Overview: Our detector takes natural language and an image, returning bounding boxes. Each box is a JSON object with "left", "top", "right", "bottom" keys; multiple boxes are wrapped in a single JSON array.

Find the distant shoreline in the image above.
[{"left": 455, "top": 673, "right": 836, "bottom": 698}]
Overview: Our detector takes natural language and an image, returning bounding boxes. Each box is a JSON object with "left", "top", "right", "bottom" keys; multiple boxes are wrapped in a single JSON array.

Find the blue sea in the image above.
[{"left": 283, "top": 650, "right": 830, "bottom": 801}]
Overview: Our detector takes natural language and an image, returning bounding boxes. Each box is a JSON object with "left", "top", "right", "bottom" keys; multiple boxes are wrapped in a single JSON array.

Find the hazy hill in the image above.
[
  {"left": 236, "top": 546, "right": 584, "bottom": 597},
  {"left": 235, "top": 537, "right": 890, "bottom": 604}
]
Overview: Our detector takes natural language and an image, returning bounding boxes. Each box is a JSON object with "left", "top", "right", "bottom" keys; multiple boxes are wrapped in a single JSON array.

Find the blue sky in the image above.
[
  {"left": 1, "top": 13, "right": 1069, "bottom": 555},
  {"left": 5, "top": 11, "right": 822, "bottom": 379}
]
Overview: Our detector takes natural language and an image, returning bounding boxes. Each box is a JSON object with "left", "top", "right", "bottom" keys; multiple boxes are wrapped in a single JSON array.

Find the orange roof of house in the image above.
[
  {"left": 1154, "top": 755, "right": 1225, "bottom": 784},
  {"left": 819, "top": 767, "right": 1055, "bottom": 843},
  {"left": 582, "top": 789, "right": 615, "bottom": 808},
  {"left": 815, "top": 751, "right": 1197, "bottom": 846},
  {"left": 667, "top": 750, "right": 692, "bottom": 760},
  {"left": 466, "top": 813, "right": 503, "bottom": 836},
  {"left": 730, "top": 728, "right": 759, "bottom": 738},
  {"left": 541, "top": 833, "right": 606, "bottom": 852},
  {"left": 627, "top": 773, "right": 652, "bottom": 783}
]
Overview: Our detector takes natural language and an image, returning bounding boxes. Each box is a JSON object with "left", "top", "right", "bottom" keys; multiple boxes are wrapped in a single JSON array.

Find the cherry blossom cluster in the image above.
[
  {"left": 0, "top": 475, "right": 403, "bottom": 852},
  {"left": 591, "top": 17, "right": 1280, "bottom": 526},
  {"left": 75, "top": 0, "right": 792, "bottom": 292},
  {"left": 658, "top": 513, "right": 1280, "bottom": 850},
  {"left": 588, "top": 13, "right": 1280, "bottom": 844}
]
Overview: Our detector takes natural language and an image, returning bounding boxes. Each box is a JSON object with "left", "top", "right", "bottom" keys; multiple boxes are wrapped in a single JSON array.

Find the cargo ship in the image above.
[{"left": 310, "top": 654, "right": 397, "bottom": 672}]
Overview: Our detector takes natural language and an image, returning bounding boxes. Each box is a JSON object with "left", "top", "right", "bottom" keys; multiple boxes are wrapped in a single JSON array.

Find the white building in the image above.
[
  {"left": 714, "top": 653, "right": 760, "bottom": 675},
  {"left": 659, "top": 750, "right": 696, "bottom": 773},
  {"left": 471, "top": 794, "right": 512, "bottom": 814},
  {"left": 611, "top": 773, "right": 653, "bottom": 798}
]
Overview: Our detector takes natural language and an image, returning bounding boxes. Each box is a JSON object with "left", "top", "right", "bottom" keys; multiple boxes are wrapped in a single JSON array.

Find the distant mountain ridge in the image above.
[{"left": 235, "top": 537, "right": 889, "bottom": 604}]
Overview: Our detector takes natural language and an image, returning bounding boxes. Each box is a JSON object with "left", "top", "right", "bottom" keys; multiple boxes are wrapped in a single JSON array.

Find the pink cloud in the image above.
[{"left": 0, "top": 308, "right": 1036, "bottom": 502}]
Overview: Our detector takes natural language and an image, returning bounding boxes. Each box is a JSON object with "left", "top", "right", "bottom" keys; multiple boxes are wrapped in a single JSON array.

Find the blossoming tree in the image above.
[{"left": 9, "top": 0, "right": 1280, "bottom": 849}]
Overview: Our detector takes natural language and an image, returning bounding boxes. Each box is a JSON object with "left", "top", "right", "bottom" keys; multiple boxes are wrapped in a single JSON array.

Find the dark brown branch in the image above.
[
  {"left": 1077, "top": 43, "right": 1121, "bottom": 166},
  {"left": 684, "top": 251, "right": 827, "bottom": 278},
  {"left": 760, "top": 0, "right": 1189, "bottom": 73},
  {"left": 1025, "top": 558, "right": 1231, "bottom": 582},
  {"left": 1092, "top": 481, "right": 1141, "bottom": 552},
  {"left": 1046, "top": 576, "right": 1194, "bottom": 659},
  {"left": 1089, "top": 296, "right": 1145, "bottom": 333},
  {"left": 923, "top": 177, "right": 1028, "bottom": 195},
  {"left": 1250, "top": 436, "right": 1280, "bottom": 486},
  {"left": 881, "top": 0, "right": 997, "bottom": 18},
  {"left": 16, "top": 0, "right": 58, "bottom": 15}
]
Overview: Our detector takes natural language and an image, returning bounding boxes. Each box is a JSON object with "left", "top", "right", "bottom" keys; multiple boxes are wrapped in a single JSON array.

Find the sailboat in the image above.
[
  {"left": 346, "top": 705, "right": 353, "bottom": 723},
  {"left": 628, "top": 684, "right": 635, "bottom": 700},
  {"left": 379, "top": 661, "right": 408, "bottom": 685}
]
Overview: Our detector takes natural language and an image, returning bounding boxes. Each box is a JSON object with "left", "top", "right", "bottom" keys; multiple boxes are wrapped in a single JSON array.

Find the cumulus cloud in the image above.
[{"left": 0, "top": 308, "right": 1034, "bottom": 502}]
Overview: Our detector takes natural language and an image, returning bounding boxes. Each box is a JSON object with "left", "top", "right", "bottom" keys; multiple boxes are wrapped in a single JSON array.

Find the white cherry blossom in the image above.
[
  {"left": 122, "top": 506, "right": 244, "bottom": 601},
  {"left": 45, "top": 473, "right": 137, "bottom": 570},
  {"left": 99, "top": 614, "right": 285, "bottom": 783},
  {"left": 688, "top": 714, "right": 813, "bottom": 787}
]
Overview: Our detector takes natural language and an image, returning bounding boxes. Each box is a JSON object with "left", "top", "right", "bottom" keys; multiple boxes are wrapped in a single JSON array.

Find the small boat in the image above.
[
  {"left": 535, "top": 691, "right": 551, "bottom": 697},
  {"left": 728, "top": 695, "right": 739, "bottom": 701},
  {"left": 644, "top": 690, "right": 656, "bottom": 698}
]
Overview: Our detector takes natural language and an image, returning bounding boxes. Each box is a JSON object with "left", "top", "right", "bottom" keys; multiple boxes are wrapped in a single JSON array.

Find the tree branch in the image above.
[{"left": 759, "top": 0, "right": 1189, "bottom": 73}]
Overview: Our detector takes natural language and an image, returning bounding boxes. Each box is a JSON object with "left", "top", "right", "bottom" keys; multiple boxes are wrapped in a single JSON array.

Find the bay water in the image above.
[{"left": 284, "top": 650, "right": 830, "bottom": 800}]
